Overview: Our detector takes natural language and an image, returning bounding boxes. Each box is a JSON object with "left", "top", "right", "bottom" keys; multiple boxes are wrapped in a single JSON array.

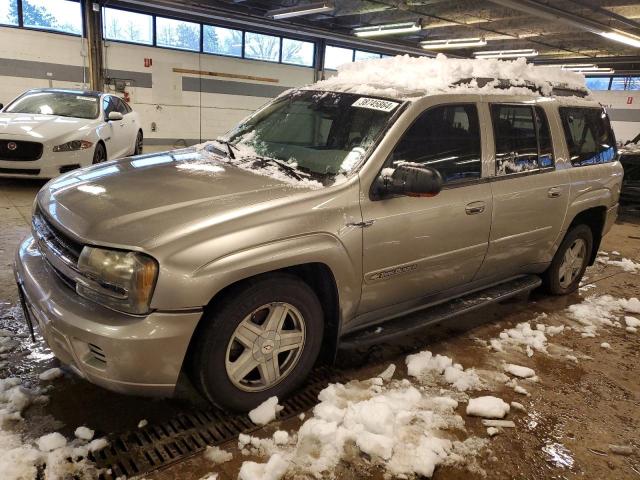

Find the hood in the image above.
[
  {"left": 0, "top": 113, "right": 94, "bottom": 140},
  {"left": 37, "top": 148, "right": 316, "bottom": 249}
]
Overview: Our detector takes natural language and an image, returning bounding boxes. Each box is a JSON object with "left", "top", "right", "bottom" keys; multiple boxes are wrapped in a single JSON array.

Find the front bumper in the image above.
[
  {"left": 14, "top": 236, "right": 202, "bottom": 397},
  {"left": 0, "top": 148, "right": 94, "bottom": 179}
]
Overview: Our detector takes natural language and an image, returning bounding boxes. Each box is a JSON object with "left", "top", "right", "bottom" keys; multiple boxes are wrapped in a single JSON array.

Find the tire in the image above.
[
  {"left": 191, "top": 273, "right": 324, "bottom": 412},
  {"left": 543, "top": 224, "right": 593, "bottom": 295},
  {"left": 134, "top": 131, "right": 143, "bottom": 155},
  {"left": 92, "top": 143, "right": 106, "bottom": 164}
]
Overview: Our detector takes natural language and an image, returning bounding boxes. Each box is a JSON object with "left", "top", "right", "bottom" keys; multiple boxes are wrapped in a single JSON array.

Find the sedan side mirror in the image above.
[
  {"left": 374, "top": 163, "right": 443, "bottom": 198},
  {"left": 108, "top": 111, "right": 124, "bottom": 121}
]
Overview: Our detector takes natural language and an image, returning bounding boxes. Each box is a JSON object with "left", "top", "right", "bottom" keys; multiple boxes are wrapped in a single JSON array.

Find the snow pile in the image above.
[
  {"left": 406, "top": 350, "right": 483, "bottom": 391},
  {"left": 597, "top": 252, "right": 640, "bottom": 273},
  {"left": 488, "top": 316, "right": 563, "bottom": 356},
  {"left": 249, "top": 396, "right": 283, "bottom": 426},
  {"left": 567, "top": 295, "right": 640, "bottom": 336},
  {"left": 238, "top": 377, "right": 487, "bottom": 479},
  {"left": 466, "top": 396, "right": 510, "bottom": 419},
  {"left": 309, "top": 54, "right": 586, "bottom": 100},
  {"left": 504, "top": 364, "right": 536, "bottom": 379},
  {"left": 38, "top": 367, "right": 63, "bottom": 381},
  {"left": 205, "top": 445, "right": 233, "bottom": 465}
]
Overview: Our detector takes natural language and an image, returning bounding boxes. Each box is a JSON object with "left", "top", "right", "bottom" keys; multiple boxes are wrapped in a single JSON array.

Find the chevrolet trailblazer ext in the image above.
[{"left": 15, "top": 61, "right": 622, "bottom": 411}]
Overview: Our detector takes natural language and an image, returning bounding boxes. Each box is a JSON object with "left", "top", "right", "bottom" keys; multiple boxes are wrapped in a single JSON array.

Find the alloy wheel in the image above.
[
  {"left": 225, "top": 302, "right": 306, "bottom": 392},
  {"left": 558, "top": 238, "right": 587, "bottom": 288}
]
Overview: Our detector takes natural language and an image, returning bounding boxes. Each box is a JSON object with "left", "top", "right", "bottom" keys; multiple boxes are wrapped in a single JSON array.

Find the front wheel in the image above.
[
  {"left": 92, "top": 143, "right": 106, "bottom": 164},
  {"left": 134, "top": 131, "right": 143, "bottom": 155},
  {"left": 190, "top": 273, "right": 324, "bottom": 411},
  {"left": 543, "top": 224, "right": 593, "bottom": 295}
]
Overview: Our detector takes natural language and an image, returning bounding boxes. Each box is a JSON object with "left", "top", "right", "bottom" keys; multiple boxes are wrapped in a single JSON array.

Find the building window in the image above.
[
  {"left": 244, "top": 31, "right": 280, "bottom": 62},
  {"left": 354, "top": 50, "right": 381, "bottom": 61},
  {"left": 610, "top": 76, "right": 640, "bottom": 91},
  {"left": 324, "top": 45, "right": 353, "bottom": 70},
  {"left": 0, "top": 0, "right": 18, "bottom": 26},
  {"left": 390, "top": 104, "right": 482, "bottom": 184},
  {"left": 22, "top": 0, "right": 82, "bottom": 35},
  {"left": 585, "top": 77, "right": 611, "bottom": 91},
  {"left": 103, "top": 7, "right": 153, "bottom": 45},
  {"left": 203, "top": 25, "right": 242, "bottom": 57},
  {"left": 156, "top": 16, "right": 200, "bottom": 51},
  {"left": 281, "top": 38, "right": 314, "bottom": 66}
]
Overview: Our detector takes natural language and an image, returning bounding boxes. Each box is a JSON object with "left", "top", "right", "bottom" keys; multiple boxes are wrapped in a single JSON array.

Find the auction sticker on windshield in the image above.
[{"left": 352, "top": 97, "right": 399, "bottom": 112}]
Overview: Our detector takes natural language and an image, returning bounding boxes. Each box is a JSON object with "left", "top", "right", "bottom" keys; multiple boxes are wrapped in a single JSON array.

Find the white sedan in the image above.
[{"left": 0, "top": 88, "right": 143, "bottom": 178}]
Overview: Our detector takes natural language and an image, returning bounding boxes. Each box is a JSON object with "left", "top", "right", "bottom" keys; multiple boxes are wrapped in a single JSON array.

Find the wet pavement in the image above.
[{"left": 0, "top": 176, "right": 638, "bottom": 479}]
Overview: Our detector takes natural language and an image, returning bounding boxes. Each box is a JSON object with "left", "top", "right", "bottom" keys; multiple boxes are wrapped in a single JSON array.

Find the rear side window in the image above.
[
  {"left": 390, "top": 104, "right": 482, "bottom": 184},
  {"left": 559, "top": 107, "right": 616, "bottom": 166}
]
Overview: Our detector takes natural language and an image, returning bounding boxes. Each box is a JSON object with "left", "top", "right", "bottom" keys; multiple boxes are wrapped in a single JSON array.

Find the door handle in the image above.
[
  {"left": 465, "top": 201, "right": 486, "bottom": 215},
  {"left": 548, "top": 187, "right": 562, "bottom": 198}
]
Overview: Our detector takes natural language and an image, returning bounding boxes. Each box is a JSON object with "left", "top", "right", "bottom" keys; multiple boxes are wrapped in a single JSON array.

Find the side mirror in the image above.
[
  {"left": 108, "top": 111, "right": 124, "bottom": 121},
  {"left": 374, "top": 163, "right": 443, "bottom": 198}
]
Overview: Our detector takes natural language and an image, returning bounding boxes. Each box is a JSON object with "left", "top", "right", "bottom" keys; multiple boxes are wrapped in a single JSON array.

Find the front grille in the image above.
[
  {"left": 88, "top": 343, "right": 107, "bottom": 364},
  {"left": 0, "top": 167, "right": 40, "bottom": 175},
  {"left": 0, "top": 140, "right": 43, "bottom": 161},
  {"left": 33, "top": 207, "right": 83, "bottom": 262}
]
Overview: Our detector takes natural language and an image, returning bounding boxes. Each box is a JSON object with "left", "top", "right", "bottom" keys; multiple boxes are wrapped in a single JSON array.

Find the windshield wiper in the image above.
[
  {"left": 209, "top": 138, "right": 238, "bottom": 159},
  {"left": 254, "top": 156, "right": 303, "bottom": 180}
]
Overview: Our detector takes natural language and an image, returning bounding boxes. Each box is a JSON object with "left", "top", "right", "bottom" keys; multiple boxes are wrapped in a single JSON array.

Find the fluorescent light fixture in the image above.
[
  {"left": 353, "top": 21, "right": 421, "bottom": 38},
  {"left": 599, "top": 31, "right": 640, "bottom": 48},
  {"left": 473, "top": 49, "right": 538, "bottom": 59},
  {"left": 562, "top": 65, "right": 614, "bottom": 73},
  {"left": 420, "top": 37, "right": 487, "bottom": 49},
  {"left": 268, "top": 1, "right": 334, "bottom": 19}
]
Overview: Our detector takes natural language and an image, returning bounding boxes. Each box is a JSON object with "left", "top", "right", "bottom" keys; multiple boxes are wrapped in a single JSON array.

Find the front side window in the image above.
[
  {"left": 281, "top": 38, "right": 314, "bottom": 67},
  {"left": 203, "top": 25, "right": 242, "bottom": 57},
  {"left": 225, "top": 91, "right": 399, "bottom": 183},
  {"left": 559, "top": 107, "right": 616, "bottom": 166},
  {"left": 244, "top": 32, "right": 280, "bottom": 62},
  {"left": 6, "top": 91, "right": 100, "bottom": 119},
  {"left": 388, "top": 104, "right": 482, "bottom": 184},
  {"left": 0, "top": 0, "right": 18, "bottom": 26},
  {"left": 103, "top": 7, "right": 153, "bottom": 45},
  {"left": 22, "top": 0, "right": 82, "bottom": 35},
  {"left": 324, "top": 46, "right": 353, "bottom": 70},
  {"left": 156, "top": 16, "right": 200, "bottom": 51},
  {"left": 492, "top": 104, "right": 539, "bottom": 175}
]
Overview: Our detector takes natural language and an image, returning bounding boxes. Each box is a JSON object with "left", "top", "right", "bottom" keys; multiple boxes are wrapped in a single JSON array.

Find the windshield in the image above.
[
  {"left": 5, "top": 91, "right": 100, "bottom": 119},
  {"left": 224, "top": 90, "right": 401, "bottom": 182}
]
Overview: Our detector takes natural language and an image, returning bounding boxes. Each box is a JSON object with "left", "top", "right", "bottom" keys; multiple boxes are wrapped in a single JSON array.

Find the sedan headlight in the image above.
[
  {"left": 76, "top": 246, "right": 158, "bottom": 315},
  {"left": 53, "top": 140, "right": 94, "bottom": 152}
]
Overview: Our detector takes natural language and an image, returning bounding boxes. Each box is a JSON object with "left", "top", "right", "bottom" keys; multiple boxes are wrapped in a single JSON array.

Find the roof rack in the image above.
[{"left": 453, "top": 77, "right": 589, "bottom": 98}]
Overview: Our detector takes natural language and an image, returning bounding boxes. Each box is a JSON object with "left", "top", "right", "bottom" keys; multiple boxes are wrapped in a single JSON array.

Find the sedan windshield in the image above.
[
  {"left": 5, "top": 91, "right": 100, "bottom": 119},
  {"left": 224, "top": 90, "right": 401, "bottom": 182}
]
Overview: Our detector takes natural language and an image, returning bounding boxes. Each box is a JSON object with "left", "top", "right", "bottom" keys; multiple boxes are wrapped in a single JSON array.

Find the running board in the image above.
[{"left": 340, "top": 275, "right": 542, "bottom": 349}]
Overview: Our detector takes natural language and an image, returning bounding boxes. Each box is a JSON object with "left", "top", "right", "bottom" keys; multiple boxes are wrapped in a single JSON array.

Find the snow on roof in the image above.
[{"left": 309, "top": 54, "right": 587, "bottom": 100}]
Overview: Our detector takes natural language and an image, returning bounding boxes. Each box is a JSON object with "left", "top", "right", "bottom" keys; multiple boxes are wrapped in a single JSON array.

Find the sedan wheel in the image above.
[
  {"left": 134, "top": 131, "right": 143, "bottom": 155},
  {"left": 92, "top": 143, "right": 106, "bottom": 164}
]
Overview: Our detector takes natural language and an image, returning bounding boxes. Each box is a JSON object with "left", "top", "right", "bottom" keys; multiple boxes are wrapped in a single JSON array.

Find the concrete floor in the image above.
[{"left": 0, "top": 170, "right": 639, "bottom": 479}]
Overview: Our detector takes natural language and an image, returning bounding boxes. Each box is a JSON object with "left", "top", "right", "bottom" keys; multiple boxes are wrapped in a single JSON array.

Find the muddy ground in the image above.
[{"left": 0, "top": 177, "right": 638, "bottom": 480}]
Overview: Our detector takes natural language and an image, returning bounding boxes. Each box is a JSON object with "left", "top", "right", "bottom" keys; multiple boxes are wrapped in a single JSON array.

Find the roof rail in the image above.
[{"left": 453, "top": 77, "right": 589, "bottom": 98}]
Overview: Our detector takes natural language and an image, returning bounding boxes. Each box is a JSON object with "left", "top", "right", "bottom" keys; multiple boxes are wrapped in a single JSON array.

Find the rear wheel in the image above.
[
  {"left": 92, "top": 143, "right": 106, "bottom": 164},
  {"left": 134, "top": 131, "right": 143, "bottom": 155},
  {"left": 191, "top": 273, "right": 324, "bottom": 412},
  {"left": 543, "top": 224, "right": 593, "bottom": 295}
]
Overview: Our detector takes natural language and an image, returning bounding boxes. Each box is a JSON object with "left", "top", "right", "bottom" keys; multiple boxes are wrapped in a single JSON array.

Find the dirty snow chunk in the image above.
[
  {"left": 514, "top": 385, "right": 529, "bottom": 396},
  {"left": 74, "top": 426, "right": 94, "bottom": 441},
  {"left": 466, "top": 396, "right": 510, "bottom": 419},
  {"left": 357, "top": 431, "right": 394, "bottom": 460},
  {"left": 566, "top": 355, "right": 578, "bottom": 363},
  {"left": 137, "top": 419, "right": 148, "bottom": 428},
  {"left": 510, "top": 402, "right": 526, "bottom": 412},
  {"left": 239, "top": 453, "right": 289, "bottom": 480},
  {"left": 37, "top": 432, "right": 67, "bottom": 452},
  {"left": 504, "top": 364, "right": 536, "bottom": 379},
  {"left": 406, "top": 350, "right": 481, "bottom": 391},
  {"left": 601, "top": 342, "right": 611, "bottom": 349},
  {"left": 486, "top": 427, "right": 499, "bottom": 437},
  {"left": 249, "top": 396, "right": 282, "bottom": 426},
  {"left": 624, "top": 316, "right": 640, "bottom": 328},
  {"left": 620, "top": 298, "right": 640, "bottom": 313},
  {"left": 205, "top": 445, "right": 233, "bottom": 464},
  {"left": 298, "top": 413, "right": 305, "bottom": 421},
  {"left": 272, "top": 431, "right": 289, "bottom": 445},
  {"left": 609, "top": 444, "right": 634, "bottom": 456},
  {"left": 200, "top": 474, "right": 218, "bottom": 480},
  {"left": 88, "top": 438, "right": 108, "bottom": 452},
  {"left": 490, "top": 320, "right": 549, "bottom": 355},
  {"left": 38, "top": 367, "right": 64, "bottom": 381},
  {"left": 443, "top": 365, "right": 483, "bottom": 392},
  {"left": 482, "top": 419, "right": 515, "bottom": 428},
  {"left": 606, "top": 257, "right": 640, "bottom": 273},
  {"left": 378, "top": 363, "right": 396, "bottom": 381},
  {"left": 626, "top": 326, "right": 637, "bottom": 333}
]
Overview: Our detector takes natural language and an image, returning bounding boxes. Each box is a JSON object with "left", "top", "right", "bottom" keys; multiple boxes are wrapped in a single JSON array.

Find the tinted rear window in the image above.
[{"left": 559, "top": 107, "right": 616, "bottom": 166}]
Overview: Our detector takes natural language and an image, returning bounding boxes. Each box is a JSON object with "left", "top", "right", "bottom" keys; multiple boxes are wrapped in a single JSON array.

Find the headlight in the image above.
[
  {"left": 76, "top": 247, "right": 158, "bottom": 315},
  {"left": 53, "top": 140, "right": 94, "bottom": 152}
]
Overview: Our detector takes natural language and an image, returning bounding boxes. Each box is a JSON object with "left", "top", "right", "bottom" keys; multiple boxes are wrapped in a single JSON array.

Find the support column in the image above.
[{"left": 83, "top": 0, "right": 104, "bottom": 91}]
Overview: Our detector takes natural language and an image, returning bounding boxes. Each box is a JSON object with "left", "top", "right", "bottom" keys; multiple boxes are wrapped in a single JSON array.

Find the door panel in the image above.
[{"left": 359, "top": 183, "right": 493, "bottom": 315}]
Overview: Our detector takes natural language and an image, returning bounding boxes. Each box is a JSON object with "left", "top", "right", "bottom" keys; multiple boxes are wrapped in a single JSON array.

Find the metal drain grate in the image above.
[{"left": 91, "top": 367, "right": 342, "bottom": 479}]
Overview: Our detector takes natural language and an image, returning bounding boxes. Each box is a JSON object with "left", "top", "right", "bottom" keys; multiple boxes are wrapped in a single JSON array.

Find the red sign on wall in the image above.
[
  {"left": 628, "top": 96, "right": 633, "bottom": 105},
  {"left": 144, "top": 58, "right": 153, "bottom": 68}
]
